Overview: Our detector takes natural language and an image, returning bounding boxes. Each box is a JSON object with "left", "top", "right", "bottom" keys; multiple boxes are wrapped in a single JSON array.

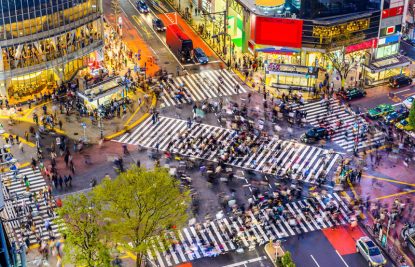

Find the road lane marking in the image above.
[
  {"left": 375, "top": 189, "right": 415, "bottom": 200},
  {"left": 395, "top": 88, "right": 411, "bottom": 94},
  {"left": 125, "top": 0, "right": 184, "bottom": 68},
  {"left": 221, "top": 256, "right": 267, "bottom": 267},
  {"left": 336, "top": 250, "right": 350, "bottom": 267},
  {"left": 310, "top": 255, "right": 321, "bottom": 267},
  {"left": 362, "top": 174, "right": 415, "bottom": 187}
]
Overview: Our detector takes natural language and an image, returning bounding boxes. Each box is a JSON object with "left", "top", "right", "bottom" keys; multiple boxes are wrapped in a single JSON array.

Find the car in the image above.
[
  {"left": 383, "top": 110, "right": 408, "bottom": 124},
  {"left": 396, "top": 118, "right": 415, "bottom": 131},
  {"left": 389, "top": 74, "right": 412, "bottom": 88},
  {"left": 403, "top": 95, "right": 415, "bottom": 109},
  {"left": 338, "top": 87, "right": 366, "bottom": 100},
  {"left": 356, "top": 236, "right": 387, "bottom": 266},
  {"left": 152, "top": 18, "right": 165, "bottom": 31},
  {"left": 193, "top": 48, "right": 209, "bottom": 64},
  {"left": 136, "top": 0, "right": 149, "bottom": 13},
  {"left": 368, "top": 104, "right": 394, "bottom": 119},
  {"left": 300, "top": 127, "right": 334, "bottom": 143}
]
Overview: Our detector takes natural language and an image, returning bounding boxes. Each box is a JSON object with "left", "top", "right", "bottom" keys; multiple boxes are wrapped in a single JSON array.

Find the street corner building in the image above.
[
  {"left": 0, "top": 0, "right": 105, "bottom": 104},
  {"left": 196, "top": 0, "right": 410, "bottom": 89}
]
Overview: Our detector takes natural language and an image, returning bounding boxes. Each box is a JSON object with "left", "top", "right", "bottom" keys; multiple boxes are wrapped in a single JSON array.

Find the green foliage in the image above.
[
  {"left": 281, "top": 251, "right": 296, "bottom": 267},
  {"left": 92, "top": 166, "right": 191, "bottom": 267},
  {"left": 56, "top": 193, "right": 111, "bottom": 267},
  {"left": 409, "top": 103, "right": 415, "bottom": 128}
]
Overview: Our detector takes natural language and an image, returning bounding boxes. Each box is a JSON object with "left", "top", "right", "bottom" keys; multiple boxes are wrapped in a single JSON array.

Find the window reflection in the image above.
[
  {"left": 0, "top": 0, "right": 100, "bottom": 40},
  {"left": 2, "top": 20, "right": 102, "bottom": 70}
]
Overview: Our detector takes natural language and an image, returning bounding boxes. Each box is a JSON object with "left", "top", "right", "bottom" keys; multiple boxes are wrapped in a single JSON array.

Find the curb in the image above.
[
  {"left": 104, "top": 92, "right": 157, "bottom": 140},
  {"left": 264, "top": 243, "right": 278, "bottom": 266}
]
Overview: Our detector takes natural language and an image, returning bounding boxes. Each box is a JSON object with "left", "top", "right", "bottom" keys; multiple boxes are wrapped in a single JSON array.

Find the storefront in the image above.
[
  {"left": 362, "top": 54, "right": 410, "bottom": 85},
  {"left": 265, "top": 62, "right": 317, "bottom": 90}
]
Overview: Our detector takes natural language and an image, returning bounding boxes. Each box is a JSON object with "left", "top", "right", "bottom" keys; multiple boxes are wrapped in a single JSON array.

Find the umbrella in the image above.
[{"left": 195, "top": 108, "right": 205, "bottom": 118}]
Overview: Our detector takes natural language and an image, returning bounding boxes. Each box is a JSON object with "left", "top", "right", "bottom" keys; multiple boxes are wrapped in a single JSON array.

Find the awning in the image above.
[{"left": 362, "top": 55, "right": 411, "bottom": 73}]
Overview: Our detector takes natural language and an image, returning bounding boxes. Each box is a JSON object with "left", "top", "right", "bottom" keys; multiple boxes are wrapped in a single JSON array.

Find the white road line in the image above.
[
  {"left": 221, "top": 256, "right": 267, "bottom": 267},
  {"left": 310, "top": 255, "right": 321, "bottom": 267},
  {"left": 125, "top": 0, "right": 184, "bottom": 68},
  {"left": 336, "top": 250, "right": 350, "bottom": 267},
  {"left": 395, "top": 88, "right": 411, "bottom": 94}
]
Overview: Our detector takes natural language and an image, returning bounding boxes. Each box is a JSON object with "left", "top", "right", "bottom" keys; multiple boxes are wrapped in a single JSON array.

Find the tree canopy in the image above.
[
  {"left": 409, "top": 102, "right": 415, "bottom": 128},
  {"left": 56, "top": 193, "right": 111, "bottom": 267}
]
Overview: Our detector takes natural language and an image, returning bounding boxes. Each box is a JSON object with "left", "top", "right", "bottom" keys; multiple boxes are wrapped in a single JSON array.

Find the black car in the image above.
[
  {"left": 136, "top": 0, "right": 149, "bottom": 13},
  {"left": 300, "top": 127, "right": 334, "bottom": 143},
  {"left": 338, "top": 87, "right": 366, "bottom": 101},
  {"left": 389, "top": 75, "right": 412, "bottom": 88},
  {"left": 152, "top": 18, "right": 165, "bottom": 31}
]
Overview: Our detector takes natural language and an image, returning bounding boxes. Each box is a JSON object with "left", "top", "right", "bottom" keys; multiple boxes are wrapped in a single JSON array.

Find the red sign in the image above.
[
  {"left": 252, "top": 17, "right": 303, "bottom": 48},
  {"left": 345, "top": 38, "right": 378, "bottom": 53},
  {"left": 382, "top": 6, "right": 404, "bottom": 18}
]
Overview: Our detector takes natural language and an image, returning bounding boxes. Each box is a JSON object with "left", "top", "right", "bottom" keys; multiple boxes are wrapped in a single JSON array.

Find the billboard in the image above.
[{"left": 252, "top": 17, "right": 303, "bottom": 48}]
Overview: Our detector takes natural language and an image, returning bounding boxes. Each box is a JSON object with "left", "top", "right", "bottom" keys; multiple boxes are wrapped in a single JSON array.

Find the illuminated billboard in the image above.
[
  {"left": 255, "top": 0, "right": 285, "bottom": 7},
  {"left": 252, "top": 17, "right": 303, "bottom": 48}
]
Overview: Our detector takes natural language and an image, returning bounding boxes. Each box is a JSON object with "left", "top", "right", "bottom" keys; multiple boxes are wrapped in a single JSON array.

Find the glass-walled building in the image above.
[{"left": 0, "top": 0, "right": 104, "bottom": 103}]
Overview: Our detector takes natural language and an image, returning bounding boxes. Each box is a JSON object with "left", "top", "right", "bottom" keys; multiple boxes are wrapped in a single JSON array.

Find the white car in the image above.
[
  {"left": 403, "top": 95, "right": 415, "bottom": 109},
  {"left": 356, "top": 236, "right": 387, "bottom": 266}
]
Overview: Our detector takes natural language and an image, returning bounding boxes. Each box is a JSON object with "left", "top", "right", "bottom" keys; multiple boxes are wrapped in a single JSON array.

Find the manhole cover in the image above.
[
  {"left": 74, "top": 133, "right": 78, "bottom": 135},
  {"left": 164, "top": 61, "right": 170, "bottom": 64}
]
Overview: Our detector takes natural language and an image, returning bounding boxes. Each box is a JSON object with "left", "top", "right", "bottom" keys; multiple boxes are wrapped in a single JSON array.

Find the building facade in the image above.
[
  {"left": 0, "top": 0, "right": 104, "bottom": 103},
  {"left": 195, "top": 0, "right": 410, "bottom": 88}
]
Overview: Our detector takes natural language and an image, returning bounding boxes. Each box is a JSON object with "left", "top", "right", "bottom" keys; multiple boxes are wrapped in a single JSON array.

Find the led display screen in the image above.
[{"left": 253, "top": 17, "right": 303, "bottom": 48}]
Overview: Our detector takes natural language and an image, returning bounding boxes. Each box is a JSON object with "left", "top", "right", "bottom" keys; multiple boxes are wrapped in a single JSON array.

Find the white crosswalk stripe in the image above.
[
  {"left": 146, "top": 193, "right": 350, "bottom": 267},
  {"left": 117, "top": 116, "right": 340, "bottom": 183},
  {"left": 159, "top": 70, "right": 246, "bottom": 107},
  {"left": 0, "top": 168, "right": 60, "bottom": 246},
  {"left": 296, "top": 99, "right": 384, "bottom": 152}
]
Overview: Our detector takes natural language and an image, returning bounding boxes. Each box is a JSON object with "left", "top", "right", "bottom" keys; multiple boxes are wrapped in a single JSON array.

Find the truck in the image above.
[{"left": 166, "top": 24, "right": 193, "bottom": 63}]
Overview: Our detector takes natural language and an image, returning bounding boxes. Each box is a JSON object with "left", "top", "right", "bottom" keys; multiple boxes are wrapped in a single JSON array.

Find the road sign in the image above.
[{"left": 81, "top": 122, "right": 87, "bottom": 129}]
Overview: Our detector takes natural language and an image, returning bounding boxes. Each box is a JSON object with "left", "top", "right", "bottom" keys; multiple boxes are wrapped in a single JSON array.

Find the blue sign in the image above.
[
  {"left": 81, "top": 122, "right": 87, "bottom": 128},
  {"left": 383, "top": 34, "right": 399, "bottom": 45}
]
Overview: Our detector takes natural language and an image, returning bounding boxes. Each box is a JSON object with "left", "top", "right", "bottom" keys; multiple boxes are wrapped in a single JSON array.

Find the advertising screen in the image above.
[{"left": 253, "top": 17, "right": 303, "bottom": 48}]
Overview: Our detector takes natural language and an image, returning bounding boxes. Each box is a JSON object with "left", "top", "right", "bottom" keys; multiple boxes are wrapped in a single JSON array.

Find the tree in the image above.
[
  {"left": 281, "top": 251, "right": 296, "bottom": 267},
  {"left": 324, "top": 47, "right": 359, "bottom": 88},
  {"left": 56, "top": 193, "right": 111, "bottom": 267},
  {"left": 409, "top": 102, "right": 415, "bottom": 128},
  {"left": 93, "top": 166, "right": 191, "bottom": 267}
]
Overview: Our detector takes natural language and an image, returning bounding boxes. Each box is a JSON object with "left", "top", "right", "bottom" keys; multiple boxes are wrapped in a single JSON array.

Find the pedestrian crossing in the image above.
[
  {"left": 117, "top": 116, "right": 340, "bottom": 183},
  {"left": 0, "top": 168, "right": 59, "bottom": 246},
  {"left": 296, "top": 99, "right": 384, "bottom": 152},
  {"left": 146, "top": 193, "right": 351, "bottom": 267},
  {"left": 159, "top": 69, "right": 246, "bottom": 107}
]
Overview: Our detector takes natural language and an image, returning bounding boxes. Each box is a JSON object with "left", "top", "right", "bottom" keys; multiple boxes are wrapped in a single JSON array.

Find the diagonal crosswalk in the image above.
[
  {"left": 117, "top": 116, "right": 340, "bottom": 183},
  {"left": 159, "top": 70, "right": 246, "bottom": 107},
  {"left": 0, "top": 168, "right": 60, "bottom": 246},
  {"left": 146, "top": 193, "right": 351, "bottom": 267},
  {"left": 296, "top": 99, "right": 384, "bottom": 152}
]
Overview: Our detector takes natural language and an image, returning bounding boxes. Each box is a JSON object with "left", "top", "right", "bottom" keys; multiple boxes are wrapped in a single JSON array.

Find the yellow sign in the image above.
[{"left": 255, "top": 0, "right": 285, "bottom": 7}]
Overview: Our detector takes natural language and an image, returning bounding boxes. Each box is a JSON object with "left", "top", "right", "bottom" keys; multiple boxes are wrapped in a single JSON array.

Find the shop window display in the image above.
[{"left": 6, "top": 70, "right": 58, "bottom": 103}]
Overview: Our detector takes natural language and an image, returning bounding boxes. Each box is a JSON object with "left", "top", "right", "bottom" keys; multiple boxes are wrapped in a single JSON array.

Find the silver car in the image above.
[{"left": 356, "top": 236, "right": 387, "bottom": 266}]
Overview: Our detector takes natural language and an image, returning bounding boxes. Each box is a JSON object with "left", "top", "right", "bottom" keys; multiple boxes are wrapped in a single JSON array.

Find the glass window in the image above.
[{"left": 300, "top": 0, "right": 381, "bottom": 19}]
